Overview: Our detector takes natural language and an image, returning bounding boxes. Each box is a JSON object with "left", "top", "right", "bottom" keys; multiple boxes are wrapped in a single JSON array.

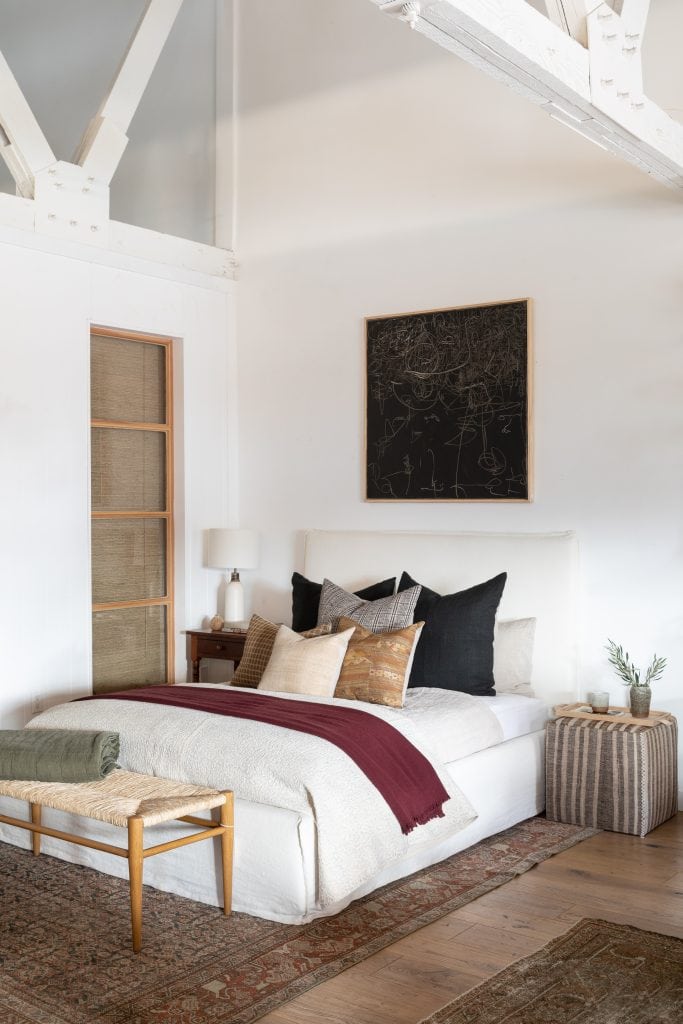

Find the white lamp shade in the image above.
[{"left": 207, "top": 528, "right": 260, "bottom": 570}]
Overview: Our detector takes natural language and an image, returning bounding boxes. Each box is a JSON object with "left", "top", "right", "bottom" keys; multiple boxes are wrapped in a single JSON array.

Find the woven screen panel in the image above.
[
  {"left": 91, "top": 335, "right": 165, "bottom": 424},
  {"left": 91, "top": 428, "right": 166, "bottom": 512},
  {"left": 545, "top": 716, "right": 678, "bottom": 837},
  {"left": 91, "top": 518, "right": 166, "bottom": 605},
  {"left": 92, "top": 606, "right": 166, "bottom": 693}
]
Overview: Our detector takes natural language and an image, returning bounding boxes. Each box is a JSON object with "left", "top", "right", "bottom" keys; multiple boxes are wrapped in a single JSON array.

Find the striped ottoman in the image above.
[{"left": 545, "top": 712, "right": 678, "bottom": 837}]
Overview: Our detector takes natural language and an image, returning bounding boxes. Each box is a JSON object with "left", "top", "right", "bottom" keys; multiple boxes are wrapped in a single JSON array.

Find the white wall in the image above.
[
  {"left": 234, "top": 1, "right": 683, "bottom": 784},
  {"left": 0, "top": 228, "right": 236, "bottom": 728}
]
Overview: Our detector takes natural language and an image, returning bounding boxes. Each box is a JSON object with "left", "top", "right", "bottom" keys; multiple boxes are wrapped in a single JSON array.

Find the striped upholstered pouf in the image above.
[{"left": 545, "top": 712, "right": 678, "bottom": 837}]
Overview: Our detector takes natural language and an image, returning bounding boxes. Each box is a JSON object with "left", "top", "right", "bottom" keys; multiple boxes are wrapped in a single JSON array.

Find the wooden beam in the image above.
[
  {"left": 74, "top": 0, "right": 183, "bottom": 184},
  {"left": 371, "top": 0, "right": 683, "bottom": 189},
  {"left": 617, "top": 0, "right": 651, "bottom": 40},
  {"left": 0, "top": 50, "right": 56, "bottom": 197},
  {"left": 542, "top": 2, "right": 593, "bottom": 47}
]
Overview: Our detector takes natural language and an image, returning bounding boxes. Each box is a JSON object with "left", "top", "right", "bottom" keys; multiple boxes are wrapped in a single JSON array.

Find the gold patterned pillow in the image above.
[
  {"left": 232, "top": 614, "right": 332, "bottom": 688},
  {"left": 334, "top": 616, "right": 424, "bottom": 709}
]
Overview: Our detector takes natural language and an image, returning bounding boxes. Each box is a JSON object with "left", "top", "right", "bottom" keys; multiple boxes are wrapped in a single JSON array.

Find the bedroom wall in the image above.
[
  {"left": 0, "top": 228, "right": 236, "bottom": 729},
  {"left": 233, "top": 1, "right": 683, "bottom": 787}
]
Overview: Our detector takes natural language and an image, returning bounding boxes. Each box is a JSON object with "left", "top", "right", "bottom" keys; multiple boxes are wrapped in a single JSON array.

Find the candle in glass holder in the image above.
[{"left": 587, "top": 691, "right": 610, "bottom": 714}]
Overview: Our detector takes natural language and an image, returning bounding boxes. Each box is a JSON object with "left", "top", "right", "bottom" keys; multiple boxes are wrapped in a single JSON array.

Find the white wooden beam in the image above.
[
  {"left": 74, "top": 0, "right": 183, "bottom": 185},
  {"left": 617, "top": 0, "right": 650, "bottom": 41},
  {"left": 0, "top": 190, "right": 236, "bottom": 282},
  {"left": 0, "top": 50, "right": 56, "bottom": 197},
  {"left": 542, "top": 2, "right": 593, "bottom": 47},
  {"left": 371, "top": 0, "right": 683, "bottom": 189}
]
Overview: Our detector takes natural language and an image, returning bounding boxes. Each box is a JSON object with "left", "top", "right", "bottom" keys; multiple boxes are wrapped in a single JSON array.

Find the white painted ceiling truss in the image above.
[
  {"left": 372, "top": 0, "right": 683, "bottom": 189},
  {"left": 0, "top": 0, "right": 183, "bottom": 245}
]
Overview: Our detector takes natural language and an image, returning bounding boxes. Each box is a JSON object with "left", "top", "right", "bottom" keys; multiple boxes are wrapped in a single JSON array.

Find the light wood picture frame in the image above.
[{"left": 365, "top": 298, "right": 532, "bottom": 502}]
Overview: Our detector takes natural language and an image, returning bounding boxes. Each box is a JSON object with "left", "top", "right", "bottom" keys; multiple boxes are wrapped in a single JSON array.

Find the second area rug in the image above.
[{"left": 419, "top": 917, "right": 683, "bottom": 1023}]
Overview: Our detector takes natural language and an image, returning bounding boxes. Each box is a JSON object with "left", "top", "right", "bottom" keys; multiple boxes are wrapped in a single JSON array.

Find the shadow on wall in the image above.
[{"left": 237, "top": 0, "right": 448, "bottom": 114}]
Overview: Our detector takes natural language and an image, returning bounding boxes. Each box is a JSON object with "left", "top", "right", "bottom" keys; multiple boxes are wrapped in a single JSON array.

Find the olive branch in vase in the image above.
[{"left": 605, "top": 639, "right": 666, "bottom": 689}]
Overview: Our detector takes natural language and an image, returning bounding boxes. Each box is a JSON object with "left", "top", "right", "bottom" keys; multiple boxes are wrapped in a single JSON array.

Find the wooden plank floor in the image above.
[{"left": 260, "top": 813, "right": 683, "bottom": 1024}]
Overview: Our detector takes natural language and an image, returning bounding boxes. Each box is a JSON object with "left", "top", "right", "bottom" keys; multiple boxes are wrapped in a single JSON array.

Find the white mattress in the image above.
[
  {"left": 402, "top": 688, "right": 549, "bottom": 764},
  {"left": 483, "top": 693, "right": 550, "bottom": 741}
]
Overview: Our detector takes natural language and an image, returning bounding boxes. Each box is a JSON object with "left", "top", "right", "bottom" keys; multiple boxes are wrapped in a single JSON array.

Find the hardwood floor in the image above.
[{"left": 260, "top": 813, "right": 683, "bottom": 1024}]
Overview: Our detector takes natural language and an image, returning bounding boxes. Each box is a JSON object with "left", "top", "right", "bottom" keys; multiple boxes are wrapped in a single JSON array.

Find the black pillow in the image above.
[
  {"left": 398, "top": 571, "right": 507, "bottom": 696},
  {"left": 291, "top": 572, "right": 396, "bottom": 632}
]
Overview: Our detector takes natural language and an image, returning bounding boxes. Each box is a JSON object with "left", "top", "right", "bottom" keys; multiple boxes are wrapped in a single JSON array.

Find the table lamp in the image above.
[{"left": 207, "top": 528, "right": 260, "bottom": 625}]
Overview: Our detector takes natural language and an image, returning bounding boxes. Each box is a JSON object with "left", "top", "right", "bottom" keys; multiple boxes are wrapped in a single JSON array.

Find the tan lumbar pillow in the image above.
[
  {"left": 257, "top": 624, "right": 355, "bottom": 697},
  {"left": 334, "top": 616, "right": 424, "bottom": 709},
  {"left": 232, "top": 614, "right": 332, "bottom": 688}
]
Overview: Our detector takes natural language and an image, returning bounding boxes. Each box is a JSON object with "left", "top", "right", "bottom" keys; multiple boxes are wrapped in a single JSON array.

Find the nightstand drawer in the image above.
[
  {"left": 198, "top": 636, "right": 245, "bottom": 659},
  {"left": 185, "top": 629, "right": 247, "bottom": 683}
]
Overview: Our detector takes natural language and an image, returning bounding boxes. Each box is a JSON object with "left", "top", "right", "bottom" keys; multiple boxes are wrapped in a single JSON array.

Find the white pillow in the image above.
[
  {"left": 493, "top": 618, "right": 536, "bottom": 695},
  {"left": 258, "top": 624, "right": 355, "bottom": 697}
]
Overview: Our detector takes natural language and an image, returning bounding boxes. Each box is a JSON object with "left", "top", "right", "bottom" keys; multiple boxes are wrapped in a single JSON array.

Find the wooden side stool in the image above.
[{"left": 0, "top": 769, "right": 233, "bottom": 952}]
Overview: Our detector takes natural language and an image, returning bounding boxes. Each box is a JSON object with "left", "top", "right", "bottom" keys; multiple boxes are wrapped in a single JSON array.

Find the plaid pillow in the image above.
[
  {"left": 232, "top": 614, "right": 331, "bottom": 688},
  {"left": 317, "top": 579, "right": 421, "bottom": 633}
]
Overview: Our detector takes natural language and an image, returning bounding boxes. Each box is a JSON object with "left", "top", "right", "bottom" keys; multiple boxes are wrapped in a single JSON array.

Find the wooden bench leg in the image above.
[
  {"left": 30, "top": 803, "right": 41, "bottom": 856},
  {"left": 220, "top": 791, "right": 234, "bottom": 915},
  {"left": 127, "top": 815, "right": 144, "bottom": 954}
]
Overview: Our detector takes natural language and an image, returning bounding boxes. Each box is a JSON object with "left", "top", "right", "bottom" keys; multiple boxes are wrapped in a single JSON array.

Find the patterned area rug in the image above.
[
  {"left": 419, "top": 918, "right": 683, "bottom": 1023},
  {"left": 0, "top": 817, "right": 595, "bottom": 1024}
]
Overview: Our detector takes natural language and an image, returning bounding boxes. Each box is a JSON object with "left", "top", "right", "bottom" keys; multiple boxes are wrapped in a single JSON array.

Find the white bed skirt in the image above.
[{"left": 0, "top": 729, "right": 545, "bottom": 924}]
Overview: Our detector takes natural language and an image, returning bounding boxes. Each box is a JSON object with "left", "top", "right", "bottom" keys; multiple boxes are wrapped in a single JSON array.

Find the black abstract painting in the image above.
[{"left": 366, "top": 299, "right": 530, "bottom": 501}]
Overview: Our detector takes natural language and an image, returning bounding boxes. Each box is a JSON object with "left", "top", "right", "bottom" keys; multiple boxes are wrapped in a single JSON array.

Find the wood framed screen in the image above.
[{"left": 90, "top": 328, "right": 174, "bottom": 692}]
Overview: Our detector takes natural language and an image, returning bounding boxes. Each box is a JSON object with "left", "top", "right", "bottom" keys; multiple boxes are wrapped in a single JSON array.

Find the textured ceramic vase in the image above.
[{"left": 630, "top": 685, "right": 652, "bottom": 719}]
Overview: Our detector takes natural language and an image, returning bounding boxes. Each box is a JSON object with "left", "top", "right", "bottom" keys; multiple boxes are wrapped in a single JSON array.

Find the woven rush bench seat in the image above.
[{"left": 0, "top": 769, "right": 233, "bottom": 952}]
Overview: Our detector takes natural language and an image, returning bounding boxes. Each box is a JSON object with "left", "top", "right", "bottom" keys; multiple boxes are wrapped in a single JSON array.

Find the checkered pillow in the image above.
[
  {"left": 232, "top": 614, "right": 331, "bottom": 688},
  {"left": 317, "top": 579, "right": 421, "bottom": 633}
]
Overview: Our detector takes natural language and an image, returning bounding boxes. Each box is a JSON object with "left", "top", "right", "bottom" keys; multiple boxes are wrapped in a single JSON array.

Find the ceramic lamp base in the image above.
[{"left": 224, "top": 574, "right": 244, "bottom": 624}]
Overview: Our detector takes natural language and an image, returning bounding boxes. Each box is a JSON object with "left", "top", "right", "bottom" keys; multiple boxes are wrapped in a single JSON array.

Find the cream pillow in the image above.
[
  {"left": 258, "top": 624, "right": 355, "bottom": 697},
  {"left": 232, "top": 614, "right": 332, "bottom": 688},
  {"left": 493, "top": 617, "right": 536, "bottom": 695}
]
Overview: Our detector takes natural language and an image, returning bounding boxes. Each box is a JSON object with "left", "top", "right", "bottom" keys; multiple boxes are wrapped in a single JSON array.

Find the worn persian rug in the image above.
[
  {"left": 419, "top": 918, "right": 683, "bottom": 1024},
  {"left": 0, "top": 817, "right": 595, "bottom": 1024}
]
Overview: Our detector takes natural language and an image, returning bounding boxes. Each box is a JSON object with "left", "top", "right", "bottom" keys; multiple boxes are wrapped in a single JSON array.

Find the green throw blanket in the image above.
[{"left": 0, "top": 730, "right": 120, "bottom": 783}]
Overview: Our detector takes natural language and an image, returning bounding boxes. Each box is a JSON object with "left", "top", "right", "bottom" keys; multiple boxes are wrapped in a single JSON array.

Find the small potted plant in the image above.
[{"left": 605, "top": 639, "right": 666, "bottom": 719}]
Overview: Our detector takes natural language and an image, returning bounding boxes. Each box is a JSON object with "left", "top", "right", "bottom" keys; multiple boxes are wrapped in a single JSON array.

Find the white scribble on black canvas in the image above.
[{"left": 366, "top": 300, "right": 530, "bottom": 501}]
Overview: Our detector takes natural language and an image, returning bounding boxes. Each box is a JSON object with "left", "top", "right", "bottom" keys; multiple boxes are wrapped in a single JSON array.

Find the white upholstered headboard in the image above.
[{"left": 303, "top": 530, "right": 578, "bottom": 705}]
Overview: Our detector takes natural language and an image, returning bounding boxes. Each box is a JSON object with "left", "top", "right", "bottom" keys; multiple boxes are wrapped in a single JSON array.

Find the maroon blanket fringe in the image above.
[{"left": 78, "top": 686, "right": 450, "bottom": 835}]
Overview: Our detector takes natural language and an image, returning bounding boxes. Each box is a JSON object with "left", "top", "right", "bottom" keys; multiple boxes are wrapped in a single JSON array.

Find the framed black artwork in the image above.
[{"left": 365, "top": 299, "right": 531, "bottom": 502}]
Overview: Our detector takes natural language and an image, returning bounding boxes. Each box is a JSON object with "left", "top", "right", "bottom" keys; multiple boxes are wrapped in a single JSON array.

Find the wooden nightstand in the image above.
[
  {"left": 545, "top": 704, "right": 678, "bottom": 837},
  {"left": 185, "top": 629, "right": 247, "bottom": 683}
]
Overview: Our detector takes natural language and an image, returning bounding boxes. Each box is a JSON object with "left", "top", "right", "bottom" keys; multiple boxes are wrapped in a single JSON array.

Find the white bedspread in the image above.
[{"left": 27, "top": 687, "right": 503, "bottom": 907}]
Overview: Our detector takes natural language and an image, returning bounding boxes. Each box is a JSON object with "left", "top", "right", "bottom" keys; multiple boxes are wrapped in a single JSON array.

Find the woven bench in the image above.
[{"left": 0, "top": 769, "right": 233, "bottom": 952}]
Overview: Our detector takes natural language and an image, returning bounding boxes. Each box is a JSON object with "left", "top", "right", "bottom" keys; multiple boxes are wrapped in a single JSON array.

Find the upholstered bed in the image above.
[{"left": 0, "top": 530, "right": 578, "bottom": 924}]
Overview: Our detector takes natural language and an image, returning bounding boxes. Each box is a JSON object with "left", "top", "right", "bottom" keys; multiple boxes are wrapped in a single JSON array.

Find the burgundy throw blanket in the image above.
[{"left": 79, "top": 686, "right": 450, "bottom": 835}]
